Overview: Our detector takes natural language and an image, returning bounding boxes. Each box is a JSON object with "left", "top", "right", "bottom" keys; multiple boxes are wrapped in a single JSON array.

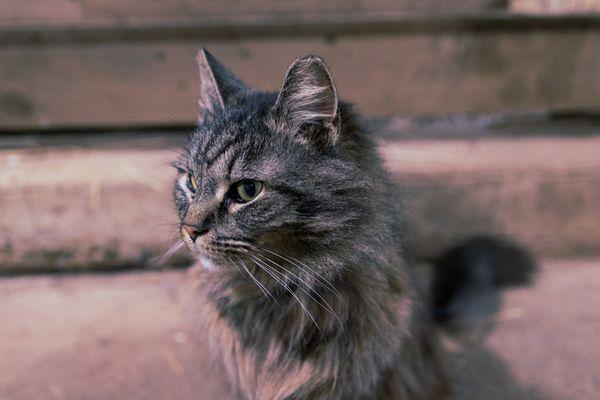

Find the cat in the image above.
[
  {"left": 430, "top": 235, "right": 537, "bottom": 335},
  {"left": 171, "top": 49, "right": 534, "bottom": 399}
]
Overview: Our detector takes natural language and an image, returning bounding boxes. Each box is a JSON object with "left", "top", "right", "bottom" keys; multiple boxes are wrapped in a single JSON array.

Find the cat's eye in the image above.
[
  {"left": 233, "top": 180, "right": 263, "bottom": 203},
  {"left": 186, "top": 174, "right": 198, "bottom": 193}
]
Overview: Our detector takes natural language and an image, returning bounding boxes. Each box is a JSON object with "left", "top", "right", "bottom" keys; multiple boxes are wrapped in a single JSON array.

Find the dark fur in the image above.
[
  {"left": 431, "top": 235, "right": 538, "bottom": 331},
  {"left": 173, "top": 50, "right": 452, "bottom": 399}
]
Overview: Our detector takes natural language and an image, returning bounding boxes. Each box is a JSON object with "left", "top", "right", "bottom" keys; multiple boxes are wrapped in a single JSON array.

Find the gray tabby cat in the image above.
[{"left": 172, "top": 49, "right": 527, "bottom": 399}]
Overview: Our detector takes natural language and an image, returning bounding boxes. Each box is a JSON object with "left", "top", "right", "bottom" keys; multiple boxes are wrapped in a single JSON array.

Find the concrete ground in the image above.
[{"left": 1, "top": 259, "right": 599, "bottom": 400}]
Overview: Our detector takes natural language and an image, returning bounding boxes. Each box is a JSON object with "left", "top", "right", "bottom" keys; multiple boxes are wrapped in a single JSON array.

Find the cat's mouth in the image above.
[
  {"left": 180, "top": 232, "right": 218, "bottom": 270},
  {"left": 182, "top": 235, "right": 251, "bottom": 272},
  {"left": 186, "top": 244, "right": 223, "bottom": 272}
]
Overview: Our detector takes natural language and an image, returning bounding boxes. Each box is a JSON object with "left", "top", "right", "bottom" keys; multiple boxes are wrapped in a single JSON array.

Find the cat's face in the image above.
[{"left": 173, "top": 50, "right": 367, "bottom": 272}]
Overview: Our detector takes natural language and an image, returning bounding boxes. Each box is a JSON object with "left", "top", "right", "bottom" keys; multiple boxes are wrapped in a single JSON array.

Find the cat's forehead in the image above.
[
  {"left": 187, "top": 110, "right": 280, "bottom": 179},
  {"left": 193, "top": 110, "right": 246, "bottom": 152}
]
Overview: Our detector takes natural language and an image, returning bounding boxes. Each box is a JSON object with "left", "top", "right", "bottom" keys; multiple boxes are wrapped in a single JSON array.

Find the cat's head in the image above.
[{"left": 172, "top": 49, "right": 371, "bottom": 273}]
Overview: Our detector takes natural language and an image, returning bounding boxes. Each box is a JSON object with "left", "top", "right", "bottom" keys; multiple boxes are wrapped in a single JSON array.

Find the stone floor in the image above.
[{"left": 1, "top": 259, "right": 599, "bottom": 400}]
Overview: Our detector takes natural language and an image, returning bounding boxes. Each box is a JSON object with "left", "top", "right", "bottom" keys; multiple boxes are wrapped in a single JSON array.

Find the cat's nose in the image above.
[{"left": 182, "top": 224, "right": 209, "bottom": 242}]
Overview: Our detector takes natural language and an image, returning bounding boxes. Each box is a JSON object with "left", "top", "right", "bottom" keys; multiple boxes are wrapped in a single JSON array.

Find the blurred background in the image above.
[{"left": 1, "top": 1, "right": 599, "bottom": 399}]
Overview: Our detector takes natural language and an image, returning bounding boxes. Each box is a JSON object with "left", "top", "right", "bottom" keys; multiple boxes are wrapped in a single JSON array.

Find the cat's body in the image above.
[
  {"left": 194, "top": 275, "right": 449, "bottom": 400},
  {"left": 172, "top": 50, "right": 530, "bottom": 399},
  {"left": 185, "top": 98, "right": 450, "bottom": 399}
]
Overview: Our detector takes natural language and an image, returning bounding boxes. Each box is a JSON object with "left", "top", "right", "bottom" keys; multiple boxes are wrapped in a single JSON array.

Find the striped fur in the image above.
[{"left": 173, "top": 49, "right": 452, "bottom": 399}]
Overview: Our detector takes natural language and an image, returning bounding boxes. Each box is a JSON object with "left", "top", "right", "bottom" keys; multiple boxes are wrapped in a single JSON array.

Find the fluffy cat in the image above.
[{"left": 171, "top": 49, "right": 533, "bottom": 399}]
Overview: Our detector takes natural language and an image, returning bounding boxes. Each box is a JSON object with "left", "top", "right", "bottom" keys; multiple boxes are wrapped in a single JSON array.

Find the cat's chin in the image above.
[{"left": 197, "top": 254, "right": 219, "bottom": 272}]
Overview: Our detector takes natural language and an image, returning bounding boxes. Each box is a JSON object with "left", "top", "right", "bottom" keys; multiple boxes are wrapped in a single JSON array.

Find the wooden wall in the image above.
[{"left": 1, "top": 2, "right": 599, "bottom": 129}]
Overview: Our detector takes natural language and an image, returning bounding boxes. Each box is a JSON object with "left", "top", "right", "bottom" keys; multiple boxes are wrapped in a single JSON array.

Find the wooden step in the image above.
[
  {"left": 2, "top": 260, "right": 600, "bottom": 399},
  {"left": 1, "top": 12, "right": 599, "bottom": 129},
  {"left": 0, "top": 1, "right": 508, "bottom": 29},
  {"left": 1, "top": 117, "right": 599, "bottom": 273}
]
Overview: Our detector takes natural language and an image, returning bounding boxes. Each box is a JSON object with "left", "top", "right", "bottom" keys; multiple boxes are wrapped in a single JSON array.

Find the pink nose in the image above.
[{"left": 182, "top": 225, "right": 208, "bottom": 242}]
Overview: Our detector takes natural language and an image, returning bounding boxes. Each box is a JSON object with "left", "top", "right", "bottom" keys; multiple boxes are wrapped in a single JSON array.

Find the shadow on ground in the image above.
[{"left": 449, "top": 339, "right": 550, "bottom": 400}]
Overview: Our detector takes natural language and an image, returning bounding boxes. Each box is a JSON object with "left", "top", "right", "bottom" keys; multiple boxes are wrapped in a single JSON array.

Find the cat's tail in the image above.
[{"left": 428, "top": 235, "right": 538, "bottom": 332}]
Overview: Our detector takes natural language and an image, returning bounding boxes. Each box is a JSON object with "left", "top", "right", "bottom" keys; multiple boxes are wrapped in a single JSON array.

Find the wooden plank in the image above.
[
  {"left": 1, "top": 28, "right": 599, "bottom": 129},
  {"left": 510, "top": 0, "right": 600, "bottom": 13},
  {"left": 2, "top": 134, "right": 600, "bottom": 273},
  {"left": 0, "top": 1, "right": 504, "bottom": 28},
  {"left": 5, "top": 14, "right": 600, "bottom": 46},
  {"left": 3, "top": 262, "right": 600, "bottom": 399}
]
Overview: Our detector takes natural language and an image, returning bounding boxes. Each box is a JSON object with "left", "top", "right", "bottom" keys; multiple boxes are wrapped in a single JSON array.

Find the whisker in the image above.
[
  {"left": 230, "top": 256, "right": 274, "bottom": 304},
  {"left": 252, "top": 244, "right": 341, "bottom": 298},
  {"left": 153, "top": 240, "right": 185, "bottom": 268},
  {"left": 225, "top": 255, "right": 246, "bottom": 280},
  {"left": 248, "top": 253, "right": 321, "bottom": 331},
  {"left": 243, "top": 257, "right": 286, "bottom": 310},
  {"left": 145, "top": 222, "right": 182, "bottom": 231},
  {"left": 218, "top": 239, "right": 254, "bottom": 249},
  {"left": 251, "top": 253, "right": 343, "bottom": 329},
  {"left": 249, "top": 254, "right": 290, "bottom": 290}
]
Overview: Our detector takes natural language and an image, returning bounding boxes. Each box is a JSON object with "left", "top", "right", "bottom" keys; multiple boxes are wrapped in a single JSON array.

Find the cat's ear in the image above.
[
  {"left": 272, "top": 55, "right": 340, "bottom": 148},
  {"left": 197, "top": 48, "right": 248, "bottom": 122}
]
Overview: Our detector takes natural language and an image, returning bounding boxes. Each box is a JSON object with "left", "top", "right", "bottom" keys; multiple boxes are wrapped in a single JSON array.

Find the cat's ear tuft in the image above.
[
  {"left": 273, "top": 55, "right": 340, "bottom": 148},
  {"left": 197, "top": 48, "right": 248, "bottom": 122}
]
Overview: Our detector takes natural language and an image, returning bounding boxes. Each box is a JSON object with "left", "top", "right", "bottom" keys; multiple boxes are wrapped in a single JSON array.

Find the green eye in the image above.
[
  {"left": 187, "top": 174, "right": 198, "bottom": 192},
  {"left": 234, "top": 180, "right": 263, "bottom": 203}
]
